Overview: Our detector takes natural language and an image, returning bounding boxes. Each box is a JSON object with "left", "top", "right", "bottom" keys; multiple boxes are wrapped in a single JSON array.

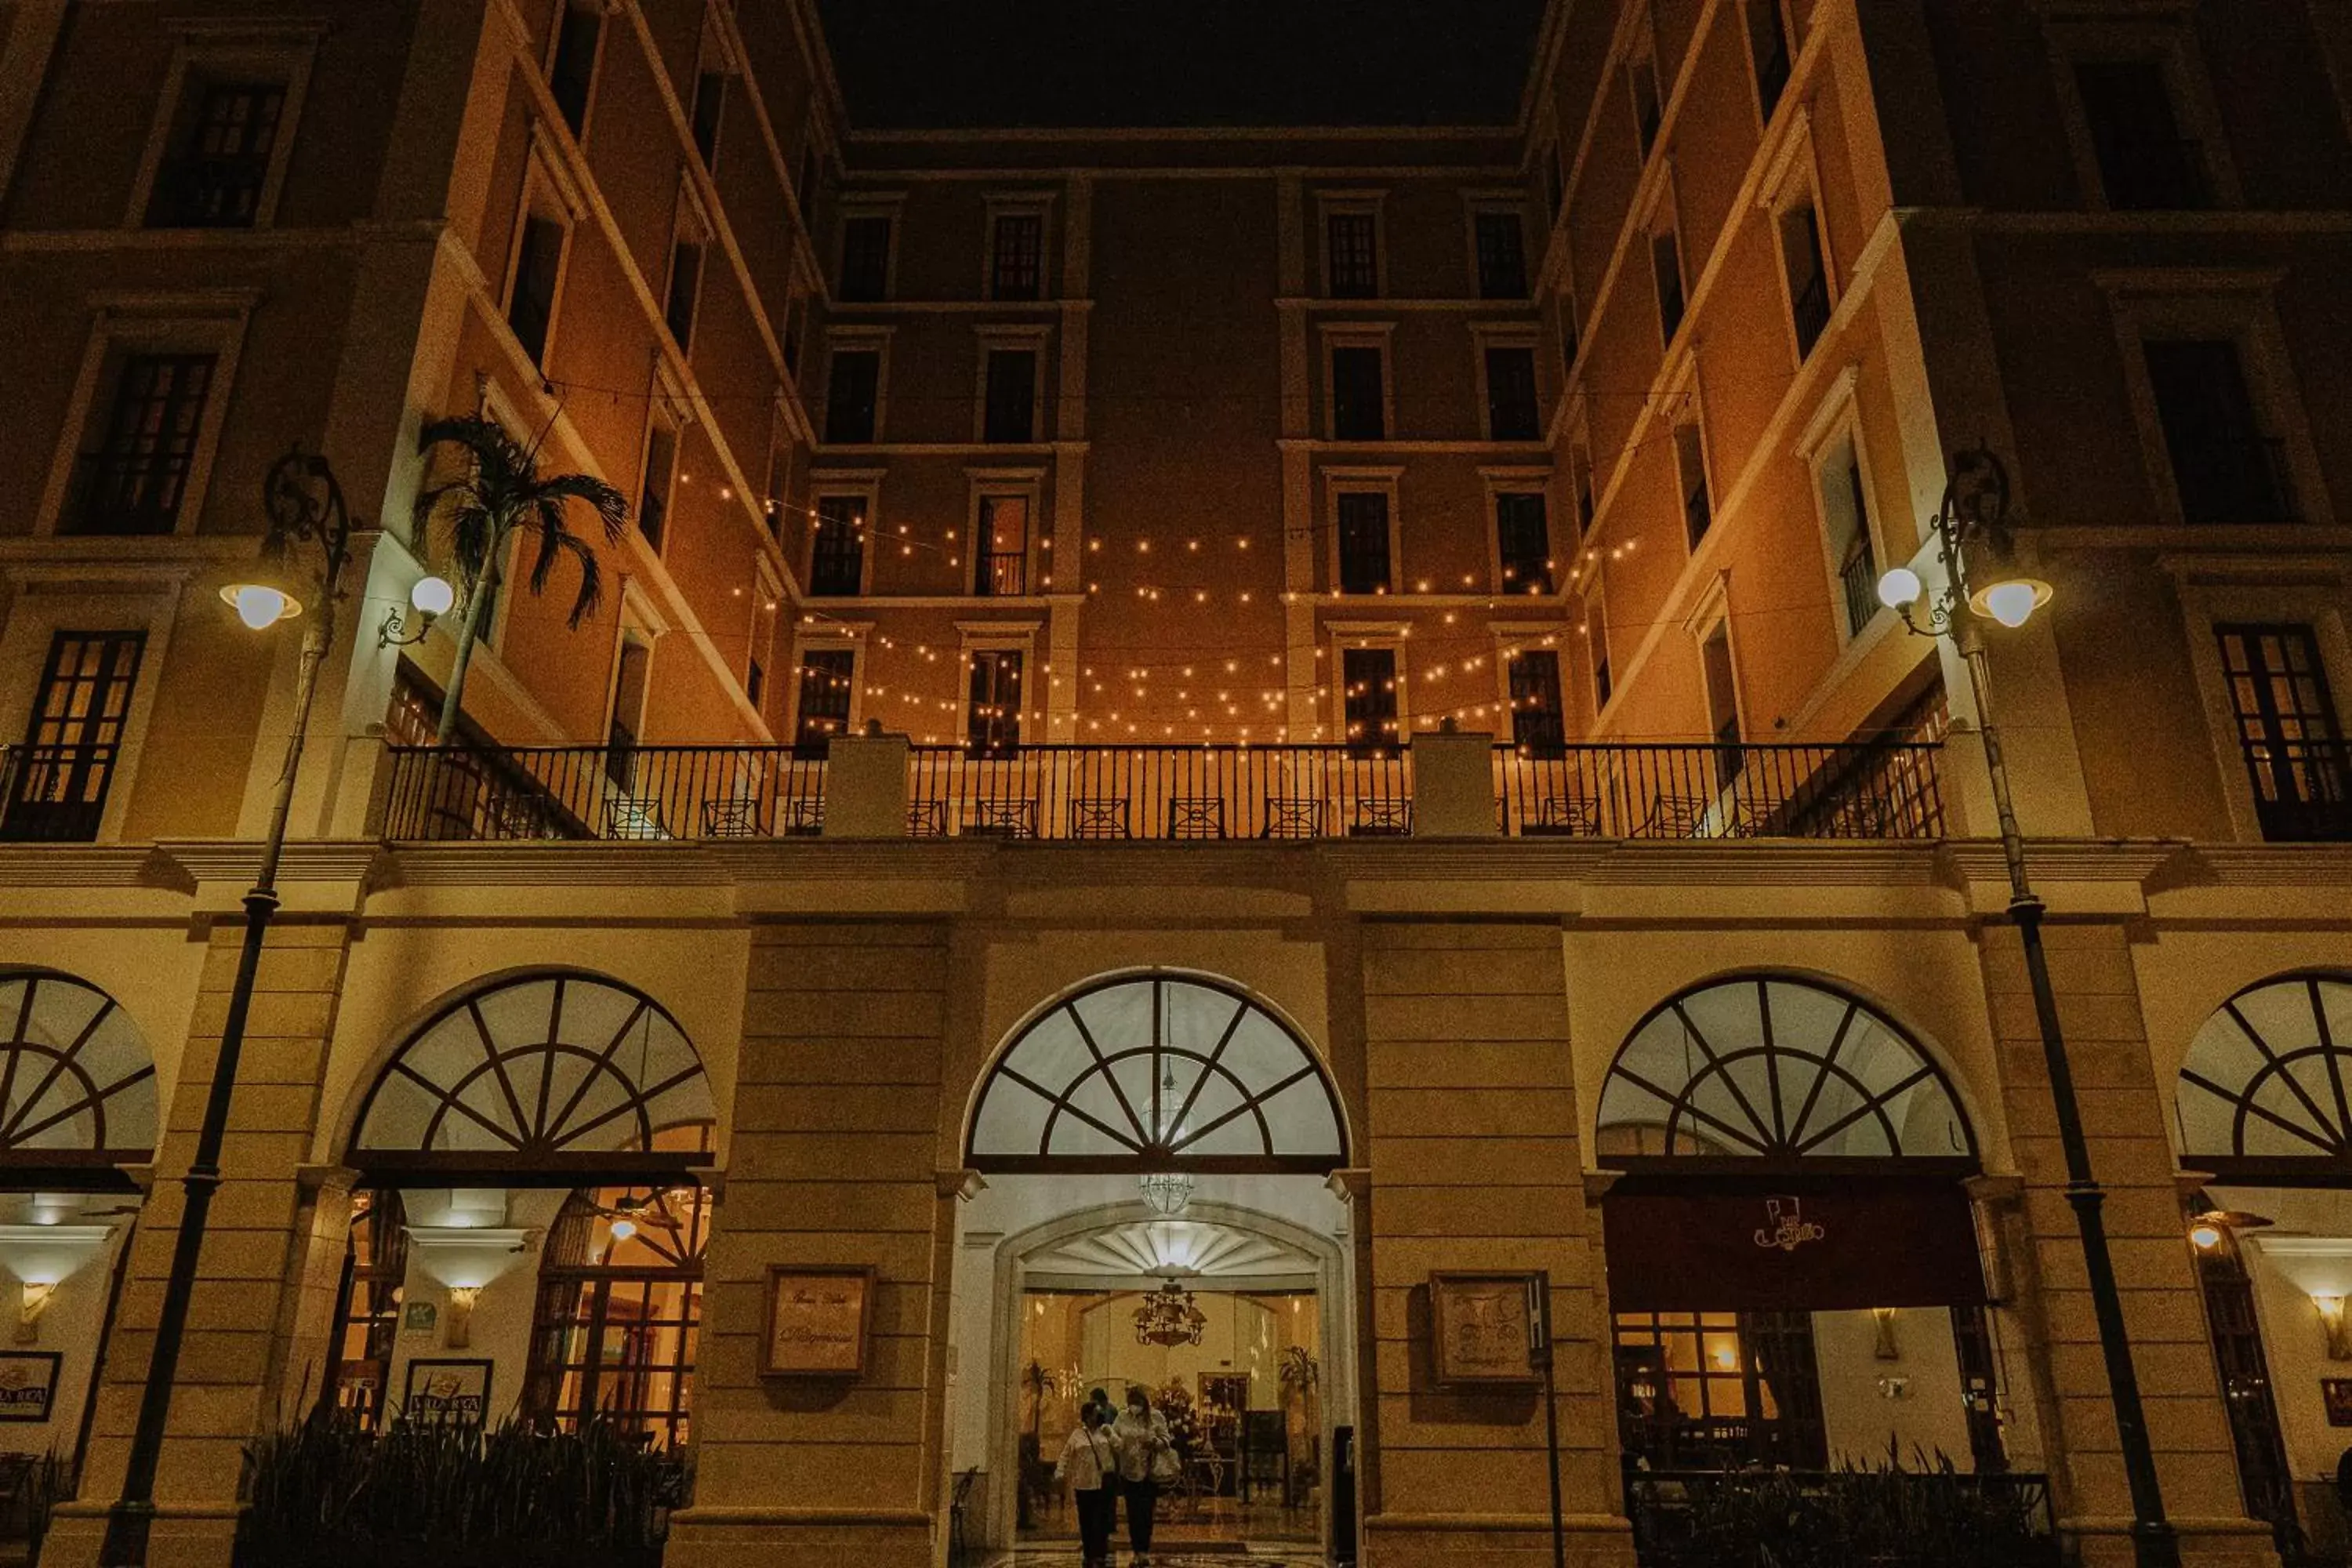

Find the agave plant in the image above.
[{"left": 412, "top": 415, "right": 630, "bottom": 742}]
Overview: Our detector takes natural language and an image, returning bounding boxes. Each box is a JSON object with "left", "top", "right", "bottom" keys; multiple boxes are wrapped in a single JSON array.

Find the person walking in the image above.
[
  {"left": 1110, "top": 1385, "right": 1177, "bottom": 1566},
  {"left": 1054, "top": 1401, "right": 1119, "bottom": 1568}
]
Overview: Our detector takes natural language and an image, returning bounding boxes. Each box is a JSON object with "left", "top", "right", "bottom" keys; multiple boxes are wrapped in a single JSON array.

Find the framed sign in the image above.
[
  {"left": 404, "top": 1359, "right": 493, "bottom": 1425},
  {"left": 762, "top": 1265, "right": 875, "bottom": 1378},
  {"left": 2325, "top": 1378, "right": 2352, "bottom": 1427},
  {"left": 1429, "top": 1272, "right": 1541, "bottom": 1387},
  {"left": 0, "top": 1353, "right": 61, "bottom": 1422},
  {"left": 402, "top": 1301, "right": 438, "bottom": 1334}
]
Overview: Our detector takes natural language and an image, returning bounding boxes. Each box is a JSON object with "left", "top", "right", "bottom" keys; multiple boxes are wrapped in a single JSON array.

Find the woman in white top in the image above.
[
  {"left": 1054, "top": 1401, "right": 1119, "bottom": 1568},
  {"left": 1109, "top": 1386, "right": 1175, "bottom": 1564}
]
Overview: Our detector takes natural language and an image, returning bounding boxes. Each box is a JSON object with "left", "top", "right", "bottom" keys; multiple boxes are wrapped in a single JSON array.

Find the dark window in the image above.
[
  {"left": 548, "top": 3, "right": 601, "bottom": 134},
  {"left": 1486, "top": 347, "right": 1541, "bottom": 441},
  {"left": 1631, "top": 58, "right": 1663, "bottom": 157},
  {"left": 2217, "top": 624, "right": 2352, "bottom": 840},
  {"left": 1330, "top": 346, "right": 1385, "bottom": 441},
  {"left": 1510, "top": 649, "right": 1566, "bottom": 754},
  {"left": 2074, "top": 59, "right": 2205, "bottom": 210},
  {"left": 327, "top": 1190, "right": 407, "bottom": 1430},
  {"left": 147, "top": 79, "right": 284, "bottom": 229},
  {"left": 991, "top": 212, "right": 1044, "bottom": 299},
  {"left": 795, "top": 143, "right": 818, "bottom": 213},
  {"left": 967, "top": 649, "right": 1022, "bottom": 753},
  {"left": 524, "top": 1185, "right": 707, "bottom": 1452},
  {"left": 71, "top": 354, "right": 214, "bottom": 535},
  {"left": 1703, "top": 624, "right": 1742, "bottom": 781},
  {"left": 1780, "top": 204, "right": 1830, "bottom": 359},
  {"left": 1342, "top": 648, "right": 1399, "bottom": 756},
  {"left": 1475, "top": 212, "right": 1527, "bottom": 299},
  {"left": 1544, "top": 143, "right": 1564, "bottom": 221},
  {"left": 983, "top": 349, "right": 1037, "bottom": 443},
  {"left": 690, "top": 71, "right": 726, "bottom": 167},
  {"left": 1749, "top": 0, "right": 1792, "bottom": 120},
  {"left": 2145, "top": 339, "right": 2294, "bottom": 524},
  {"left": 839, "top": 215, "right": 892, "bottom": 302},
  {"left": 1824, "top": 443, "right": 1877, "bottom": 639},
  {"left": 975, "top": 494, "right": 1029, "bottom": 596},
  {"left": 664, "top": 238, "right": 703, "bottom": 350},
  {"left": 1573, "top": 447, "right": 1596, "bottom": 533},
  {"left": 825, "top": 349, "right": 880, "bottom": 443},
  {"left": 1327, "top": 212, "right": 1378, "bottom": 297},
  {"left": 794, "top": 649, "right": 855, "bottom": 753},
  {"left": 637, "top": 424, "right": 677, "bottom": 553},
  {"left": 1337, "top": 492, "right": 1392, "bottom": 594},
  {"left": 809, "top": 495, "right": 866, "bottom": 595},
  {"left": 1496, "top": 492, "right": 1552, "bottom": 593},
  {"left": 605, "top": 637, "right": 651, "bottom": 782},
  {"left": 1559, "top": 293, "right": 1581, "bottom": 375},
  {"left": 1652, "top": 230, "right": 1685, "bottom": 343},
  {"left": 1588, "top": 597, "right": 1612, "bottom": 708},
  {"left": 782, "top": 303, "right": 803, "bottom": 374},
  {"left": 1676, "top": 423, "right": 1711, "bottom": 548},
  {"left": 2, "top": 630, "right": 145, "bottom": 843},
  {"left": 746, "top": 653, "right": 764, "bottom": 710},
  {"left": 508, "top": 215, "right": 564, "bottom": 365}
]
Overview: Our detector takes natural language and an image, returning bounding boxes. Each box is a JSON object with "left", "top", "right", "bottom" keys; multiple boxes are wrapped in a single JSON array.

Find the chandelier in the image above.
[
  {"left": 1138, "top": 1171, "right": 1195, "bottom": 1217},
  {"left": 1134, "top": 1278, "right": 1207, "bottom": 1347}
]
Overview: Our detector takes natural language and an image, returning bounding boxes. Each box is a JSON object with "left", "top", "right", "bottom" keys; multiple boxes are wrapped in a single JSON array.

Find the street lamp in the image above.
[
  {"left": 1882, "top": 446, "right": 2178, "bottom": 1568},
  {"left": 103, "top": 446, "right": 357, "bottom": 1567}
]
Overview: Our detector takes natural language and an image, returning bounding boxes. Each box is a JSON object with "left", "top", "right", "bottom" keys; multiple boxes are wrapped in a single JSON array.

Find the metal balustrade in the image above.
[
  {"left": 1495, "top": 741, "right": 1944, "bottom": 840},
  {"left": 906, "top": 745, "right": 1412, "bottom": 840},
  {"left": 383, "top": 745, "right": 826, "bottom": 843}
]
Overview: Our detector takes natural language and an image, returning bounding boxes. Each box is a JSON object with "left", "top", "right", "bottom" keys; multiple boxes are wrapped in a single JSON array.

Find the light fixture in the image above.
[
  {"left": 2188, "top": 1219, "right": 2225, "bottom": 1251},
  {"left": 2187, "top": 1208, "right": 2270, "bottom": 1252},
  {"left": 608, "top": 1218, "right": 637, "bottom": 1244},
  {"left": 1871, "top": 1306, "right": 1900, "bottom": 1361},
  {"left": 1971, "top": 576, "right": 2053, "bottom": 630},
  {"left": 220, "top": 579, "right": 300, "bottom": 630},
  {"left": 2319, "top": 1295, "right": 2352, "bottom": 1362},
  {"left": 1875, "top": 566, "right": 1922, "bottom": 610},
  {"left": 0, "top": 1224, "right": 113, "bottom": 1345},
  {"left": 1139, "top": 1172, "right": 1195, "bottom": 1218},
  {"left": 379, "top": 574, "right": 454, "bottom": 648},
  {"left": 405, "top": 1224, "right": 534, "bottom": 1349},
  {"left": 1134, "top": 1276, "right": 1207, "bottom": 1348}
]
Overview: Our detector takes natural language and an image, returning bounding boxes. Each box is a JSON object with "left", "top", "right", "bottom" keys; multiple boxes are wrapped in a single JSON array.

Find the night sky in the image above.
[{"left": 814, "top": 1, "right": 1549, "bottom": 129}]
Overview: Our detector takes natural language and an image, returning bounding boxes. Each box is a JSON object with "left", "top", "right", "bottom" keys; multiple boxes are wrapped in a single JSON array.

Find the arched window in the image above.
[
  {"left": 524, "top": 1178, "right": 709, "bottom": 1450},
  {"left": 0, "top": 969, "right": 158, "bottom": 1177},
  {"left": 968, "top": 974, "right": 1346, "bottom": 1174},
  {"left": 352, "top": 973, "right": 715, "bottom": 1181},
  {"left": 1595, "top": 975, "right": 1975, "bottom": 1168},
  {"left": 2177, "top": 972, "right": 2352, "bottom": 1178}
]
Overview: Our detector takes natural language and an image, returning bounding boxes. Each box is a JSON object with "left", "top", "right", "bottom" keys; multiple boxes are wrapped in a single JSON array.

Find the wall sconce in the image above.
[
  {"left": 1871, "top": 1307, "right": 1901, "bottom": 1361},
  {"left": 405, "top": 1225, "right": 533, "bottom": 1351},
  {"left": 2318, "top": 1295, "right": 2352, "bottom": 1361},
  {"left": 0, "top": 1224, "right": 113, "bottom": 1345},
  {"left": 376, "top": 575, "right": 454, "bottom": 648}
]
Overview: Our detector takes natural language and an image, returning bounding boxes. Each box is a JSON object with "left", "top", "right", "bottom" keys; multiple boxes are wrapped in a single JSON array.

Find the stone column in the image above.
[
  {"left": 822, "top": 730, "right": 910, "bottom": 837},
  {"left": 1357, "top": 920, "right": 1632, "bottom": 1568},
  {"left": 671, "top": 920, "right": 952, "bottom": 1568},
  {"left": 1982, "top": 920, "right": 2276, "bottom": 1568},
  {"left": 1410, "top": 726, "right": 1498, "bottom": 837}
]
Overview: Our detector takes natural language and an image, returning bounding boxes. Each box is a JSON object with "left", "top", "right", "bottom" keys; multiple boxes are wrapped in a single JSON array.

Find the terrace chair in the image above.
[
  {"left": 1069, "top": 795, "right": 1131, "bottom": 839},
  {"left": 1639, "top": 793, "right": 1710, "bottom": 839},
  {"left": 1168, "top": 796, "right": 1225, "bottom": 840},
  {"left": 1524, "top": 795, "right": 1601, "bottom": 837},
  {"left": 907, "top": 800, "right": 949, "bottom": 838},
  {"left": 700, "top": 797, "right": 764, "bottom": 837},
  {"left": 964, "top": 798, "right": 1038, "bottom": 838},
  {"left": 488, "top": 791, "right": 560, "bottom": 840},
  {"left": 1261, "top": 794, "right": 1323, "bottom": 839},
  {"left": 1348, "top": 799, "right": 1412, "bottom": 837},
  {"left": 605, "top": 796, "right": 669, "bottom": 840}
]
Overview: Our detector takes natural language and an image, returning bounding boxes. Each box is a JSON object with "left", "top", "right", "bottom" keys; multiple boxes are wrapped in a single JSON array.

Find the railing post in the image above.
[
  {"left": 822, "top": 724, "right": 909, "bottom": 838},
  {"left": 1410, "top": 723, "right": 1499, "bottom": 837}
]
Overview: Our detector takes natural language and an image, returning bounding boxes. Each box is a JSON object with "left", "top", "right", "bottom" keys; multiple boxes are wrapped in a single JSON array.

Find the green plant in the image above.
[
  {"left": 1638, "top": 1446, "right": 2055, "bottom": 1568},
  {"left": 412, "top": 415, "right": 630, "bottom": 742}
]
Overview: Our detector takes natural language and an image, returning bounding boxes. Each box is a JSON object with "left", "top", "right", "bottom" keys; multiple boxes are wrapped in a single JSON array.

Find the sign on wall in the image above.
[
  {"left": 404, "top": 1359, "right": 493, "bottom": 1425},
  {"left": 762, "top": 1266, "right": 874, "bottom": 1378},
  {"left": 1428, "top": 1272, "right": 1541, "bottom": 1387},
  {"left": 0, "top": 1353, "right": 60, "bottom": 1423}
]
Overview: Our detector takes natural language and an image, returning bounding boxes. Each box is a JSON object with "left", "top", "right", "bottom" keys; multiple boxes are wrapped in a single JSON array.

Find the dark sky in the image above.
[{"left": 814, "top": 2, "right": 1548, "bottom": 129}]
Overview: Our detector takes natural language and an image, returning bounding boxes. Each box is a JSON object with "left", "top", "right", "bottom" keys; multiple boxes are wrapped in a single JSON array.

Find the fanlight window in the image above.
[
  {"left": 1596, "top": 976, "right": 1973, "bottom": 1163},
  {"left": 969, "top": 975, "right": 1346, "bottom": 1173},
  {"left": 0, "top": 970, "right": 158, "bottom": 1164},
  {"left": 354, "top": 974, "right": 713, "bottom": 1171},
  {"left": 2177, "top": 973, "right": 2352, "bottom": 1169}
]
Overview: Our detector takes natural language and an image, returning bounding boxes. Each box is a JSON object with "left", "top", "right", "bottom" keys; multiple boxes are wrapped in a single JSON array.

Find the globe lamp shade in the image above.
[
  {"left": 409, "top": 575, "right": 456, "bottom": 618},
  {"left": 221, "top": 582, "right": 300, "bottom": 630},
  {"left": 1973, "top": 577, "right": 2052, "bottom": 630},
  {"left": 1875, "top": 567, "right": 1922, "bottom": 611}
]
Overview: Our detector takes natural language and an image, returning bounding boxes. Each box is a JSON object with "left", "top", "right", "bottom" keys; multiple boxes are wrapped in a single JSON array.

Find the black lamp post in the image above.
[
  {"left": 1879, "top": 447, "right": 2180, "bottom": 1568},
  {"left": 102, "top": 448, "right": 358, "bottom": 1566}
]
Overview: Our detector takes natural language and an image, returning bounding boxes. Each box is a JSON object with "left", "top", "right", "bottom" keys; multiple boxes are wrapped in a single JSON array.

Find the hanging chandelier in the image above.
[
  {"left": 1138, "top": 1171, "right": 1195, "bottom": 1217},
  {"left": 1134, "top": 1277, "right": 1207, "bottom": 1347}
]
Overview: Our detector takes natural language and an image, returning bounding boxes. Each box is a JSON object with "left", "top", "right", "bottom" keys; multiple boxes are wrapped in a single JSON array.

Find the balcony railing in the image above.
[
  {"left": 974, "top": 551, "right": 1027, "bottom": 596},
  {"left": 1838, "top": 537, "right": 1878, "bottom": 640},
  {"left": 65, "top": 452, "right": 191, "bottom": 536},
  {"left": 383, "top": 745, "right": 826, "bottom": 842},
  {"left": 908, "top": 745, "right": 1413, "bottom": 840},
  {"left": 1496, "top": 741, "right": 1943, "bottom": 840},
  {"left": 2243, "top": 736, "right": 2352, "bottom": 842}
]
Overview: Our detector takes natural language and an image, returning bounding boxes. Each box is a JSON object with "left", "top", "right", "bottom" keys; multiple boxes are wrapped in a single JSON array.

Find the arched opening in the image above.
[
  {"left": 953, "top": 972, "right": 1353, "bottom": 1563},
  {"left": 1595, "top": 975, "right": 2009, "bottom": 1486},
  {"left": 331, "top": 972, "right": 714, "bottom": 1452},
  {"left": 2174, "top": 971, "right": 2352, "bottom": 1555}
]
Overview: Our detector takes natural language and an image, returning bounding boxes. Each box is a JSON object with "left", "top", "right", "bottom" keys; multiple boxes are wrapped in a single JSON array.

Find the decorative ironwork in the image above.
[
  {"left": 967, "top": 974, "right": 1346, "bottom": 1174},
  {"left": 0, "top": 969, "right": 158, "bottom": 1166},
  {"left": 1138, "top": 1171, "right": 1196, "bottom": 1217},
  {"left": 352, "top": 972, "right": 715, "bottom": 1177},
  {"left": 1595, "top": 975, "right": 1975, "bottom": 1168},
  {"left": 2177, "top": 972, "right": 2352, "bottom": 1175},
  {"left": 1134, "top": 1279, "right": 1207, "bottom": 1347}
]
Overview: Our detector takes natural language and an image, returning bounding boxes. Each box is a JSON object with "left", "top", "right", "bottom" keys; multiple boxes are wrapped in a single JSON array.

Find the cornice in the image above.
[{"left": 0, "top": 846, "right": 178, "bottom": 890}]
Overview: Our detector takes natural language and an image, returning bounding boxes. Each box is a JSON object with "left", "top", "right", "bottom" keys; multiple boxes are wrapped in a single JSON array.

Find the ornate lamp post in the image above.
[
  {"left": 102, "top": 448, "right": 360, "bottom": 1566},
  {"left": 1879, "top": 447, "right": 2178, "bottom": 1568}
]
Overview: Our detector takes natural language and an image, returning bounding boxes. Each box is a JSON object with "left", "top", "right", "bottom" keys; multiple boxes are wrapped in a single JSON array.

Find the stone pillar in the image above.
[
  {"left": 822, "top": 730, "right": 910, "bottom": 837},
  {"left": 47, "top": 920, "right": 356, "bottom": 1568},
  {"left": 671, "top": 921, "right": 952, "bottom": 1568},
  {"left": 1410, "top": 727, "right": 1499, "bottom": 837},
  {"left": 1982, "top": 920, "right": 2276, "bottom": 1568},
  {"left": 1358, "top": 920, "right": 1632, "bottom": 1568}
]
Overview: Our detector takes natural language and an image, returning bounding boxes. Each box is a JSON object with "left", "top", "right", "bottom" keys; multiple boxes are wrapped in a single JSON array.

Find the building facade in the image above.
[{"left": 0, "top": 1, "right": 2347, "bottom": 1565}]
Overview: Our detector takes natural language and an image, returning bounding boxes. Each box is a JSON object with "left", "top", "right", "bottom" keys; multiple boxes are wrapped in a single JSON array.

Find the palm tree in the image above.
[{"left": 412, "top": 415, "right": 630, "bottom": 742}]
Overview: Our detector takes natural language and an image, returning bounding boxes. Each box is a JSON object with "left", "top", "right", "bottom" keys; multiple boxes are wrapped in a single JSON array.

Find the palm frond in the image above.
[
  {"left": 531, "top": 472, "right": 630, "bottom": 542},
  {"left": 543, "top": 528, "right": 606, "bottom": 627}
]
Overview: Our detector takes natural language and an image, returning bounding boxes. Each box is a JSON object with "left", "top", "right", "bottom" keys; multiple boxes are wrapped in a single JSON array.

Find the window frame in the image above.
[
  {"left": 973, "top": 325, "right": 1051, "bottom": 445},
  {"left": 1473, "top": 328, "right": 1544, "bottom": 443},
  {"left": 502, "top": 146, "right": 583, "bottom": 370},
  {"left": 1327, "top": 626, "right": 1410, "bottom": 756},
  {"left": 2171, "top": 568, "right": 2352, "bottom": 844},
  {"left": 1584, "top": 575, "right": 1614, "bottom": 717},
  {"left": 1492, "top": 626, "right": 1570, "bottom": 753},
  {"left": 788, "top": 636, "right": 864, "bottom": 753},
  {"left": 1324, "top": 467, "right": 1404, "bottom": 597},
  {"left": 1320, "top": 325, "right": 1396, "bottom": 444},
  {"left": 1795, "top": 367, "right": 1886, "bottom": 649},
  {"left": 1744, "top": 0, "right": 1795, "bottom": 127},
  {"left": 966, "top": 466, "right": 1047, "bottom": 600},
  {"left": 1316, "top": 192, "right": 1388, "bottom": 300},
  {"left": 835, "top": 197, "right": 904, "bottom": 303},
  {"left": 125, "top": 26, "right": 319, "bottom": 231},
  {"left": 820, "top": 328, "right": 891, "bottom": 446},
  {"left": 1482, "top": 466, "right": 1557, "bottom": 597},
  {"left": 2045, "top": 17, "right": 2239, "bottom": 213},
  {"left": 805, "top": 473, "right": 881, "bottom": 597},
  {"left": 960, "top": 626, "right": 1040, "bottom": 755},
  {"left": 662, "top": 184, "right": 712, "bottom": 357},
  {"left": 635, "top": 405, "right": 682, "bottom": 559},
  {"left": 1463, "top": 196, "right": 1531, "bottom": 300},
  {"left": 982, "top": 194, "right": 1055, "bottom": 302},
  {"left": 1645, "top": 177, "right": 1688, "bottom": 350},
  {"left": 543, "top": 0, "right": 609, "bottom": 141}
]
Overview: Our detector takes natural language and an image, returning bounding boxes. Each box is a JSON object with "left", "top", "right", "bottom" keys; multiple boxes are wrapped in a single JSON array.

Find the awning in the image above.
[{"left": 1601, "top": 1174, "right": 1988, "bottom": 1311}]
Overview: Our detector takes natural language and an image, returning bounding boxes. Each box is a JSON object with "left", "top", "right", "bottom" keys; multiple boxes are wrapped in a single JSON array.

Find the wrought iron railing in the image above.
[
  {"left": 2243, "top": 735, "right": 2352, "bottom": 841},
  {"left": 974, "top": 551, "right": 1027, "bottom": 596},
  {"left": 1624, "top": 1468, "right": 2058, "bottom": 1568},
  {"left": 1839, "top": 537, "right": 1879, "bottom": 640},
  {"left": 1495, "top": 741, "right": 1942, "bottom": 840},
  {"left": 383, "top": 745, "right": 825, "bottom": 842},
  {"left": 906, "top": 745, "right": 1412, "bottom": 840}
]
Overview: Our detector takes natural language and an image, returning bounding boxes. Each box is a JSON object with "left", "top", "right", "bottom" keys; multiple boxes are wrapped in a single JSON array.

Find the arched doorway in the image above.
[
  {"left": 2175, "top": 971, "right": 2352, "bottom": 1559},
  {"left": 335, "top": 971, "right": 715, "bottom": 1447},
  {"left": 1593, "top": 975, "right": 2003, "bottom": 1475},
  {"left": 956, "top": 972, "right": 1352, "bottom": 1563}
]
